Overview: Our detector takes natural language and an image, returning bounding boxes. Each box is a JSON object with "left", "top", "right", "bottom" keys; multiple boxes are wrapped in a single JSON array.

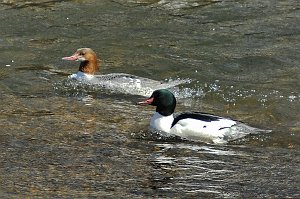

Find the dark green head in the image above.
[{"left": 138, "top": 89, "right": 176, "bottom": 116}]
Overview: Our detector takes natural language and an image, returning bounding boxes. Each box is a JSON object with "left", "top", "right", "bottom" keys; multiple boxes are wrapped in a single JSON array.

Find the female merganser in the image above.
[
  {"left": 138, "top": 89, "right": 271, "bottom": 144},
  {"left": 62, "top": 48, "right": 189, "bottom": 96}
]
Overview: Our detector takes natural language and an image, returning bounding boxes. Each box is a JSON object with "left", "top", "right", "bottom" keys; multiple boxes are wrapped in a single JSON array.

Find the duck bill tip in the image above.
[
  {"left": 62, "top": 55, "right": 78, "bottom": 61},
  {"left": 137, "top": 101, "right": 148, "bottom": 105},
  {"left": 137, "top": 97, "right": 154, "bottom": 106}
]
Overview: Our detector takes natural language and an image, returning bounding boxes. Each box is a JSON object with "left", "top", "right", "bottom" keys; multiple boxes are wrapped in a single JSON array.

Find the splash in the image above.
[
  {"left": 54, "top": 76, "right": 298, "bottom": 109},
  {"left": 53, "top": 75, "right": 192, "bottom": 97},
  {"left": 184, "top": 80, "right": 299, "bottom": 106}
]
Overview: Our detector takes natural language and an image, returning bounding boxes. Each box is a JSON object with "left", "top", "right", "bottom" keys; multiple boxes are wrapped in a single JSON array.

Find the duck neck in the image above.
[
  {"left": 150, "top": 112, "right": 174, "bottom": 133},
  {"left": 79, "top": 59, "right": 98, "bottom": 75}
]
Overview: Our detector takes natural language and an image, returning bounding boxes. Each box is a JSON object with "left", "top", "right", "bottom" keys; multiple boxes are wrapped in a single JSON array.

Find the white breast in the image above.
[
  {"left": 69, "top": 71, "right": 95, "bottom": 81},
  {"left": 150, "top": 112, "right": 174, "bottom": 133}
]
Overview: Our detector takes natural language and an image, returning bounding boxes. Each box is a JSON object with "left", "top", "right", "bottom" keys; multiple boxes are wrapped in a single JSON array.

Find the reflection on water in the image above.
[
  {"left": 0, "top": 0, "right": 299, "bottom": 198},
  {"left": 151, "top": 143, "right": 299, "bottom": 198}
]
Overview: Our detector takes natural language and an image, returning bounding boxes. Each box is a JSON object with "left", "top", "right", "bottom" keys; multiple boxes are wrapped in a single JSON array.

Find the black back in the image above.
[{"left": 171, "top": 112, "right": 223, "bottom": 127}]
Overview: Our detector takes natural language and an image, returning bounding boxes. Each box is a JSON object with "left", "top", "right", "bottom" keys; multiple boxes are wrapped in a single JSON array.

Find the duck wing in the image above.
[
  {"left": 171, "top": 112, "right": 226, "bottom": 128},
  {"left": 171, "top": 112, "right": 271, "bottom": 144}
]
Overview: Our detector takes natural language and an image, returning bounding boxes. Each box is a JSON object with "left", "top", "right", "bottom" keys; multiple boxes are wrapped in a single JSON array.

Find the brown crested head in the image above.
[{"left": 62, "top": 48, "right": 99, "bottom": 75}]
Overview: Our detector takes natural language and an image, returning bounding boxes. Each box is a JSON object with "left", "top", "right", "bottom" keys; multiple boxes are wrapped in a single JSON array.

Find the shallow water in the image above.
[{"left": 0, "top": 0, "right": 299, "bottom": 198}]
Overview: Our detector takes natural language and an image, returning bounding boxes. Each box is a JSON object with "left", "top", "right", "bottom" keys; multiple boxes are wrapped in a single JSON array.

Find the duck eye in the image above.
[{"left": 79, "top": 52, "right": 85, "bottom": 56}]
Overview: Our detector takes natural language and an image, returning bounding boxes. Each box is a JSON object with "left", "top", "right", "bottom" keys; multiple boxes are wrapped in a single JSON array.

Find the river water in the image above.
[{"left": 0, "top": 0, "right": 299, "bottom": 198}]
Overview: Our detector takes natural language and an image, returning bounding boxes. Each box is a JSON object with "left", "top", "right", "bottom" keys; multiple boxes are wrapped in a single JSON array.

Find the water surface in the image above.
[{"left": 0, "top": 0, "right": 299, "bottom": 198}]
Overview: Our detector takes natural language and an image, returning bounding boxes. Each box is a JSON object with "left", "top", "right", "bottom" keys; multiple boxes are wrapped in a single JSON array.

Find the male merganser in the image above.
[
  {"left": 62, "top": 48, "right": 189, "bottom": 96},
  {"left": 138, "top": 89, "right": 271, "bottom": 144}
]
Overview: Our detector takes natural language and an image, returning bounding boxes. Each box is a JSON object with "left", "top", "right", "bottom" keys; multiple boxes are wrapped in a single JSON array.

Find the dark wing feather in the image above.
[{"left": 171, "top": 112, "right": 223, "bottom": 128}]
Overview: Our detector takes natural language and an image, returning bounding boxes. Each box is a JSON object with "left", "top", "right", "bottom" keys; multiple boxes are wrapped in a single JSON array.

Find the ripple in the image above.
[
  {"left": 186, "top": 80, "right": 299, "bottom": 106},
  {"left": 53, "top": 76, "right": 192, "bottom": 98},
  {"left": 1, "top": 0, "right": 68, "bottom": 9}
]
